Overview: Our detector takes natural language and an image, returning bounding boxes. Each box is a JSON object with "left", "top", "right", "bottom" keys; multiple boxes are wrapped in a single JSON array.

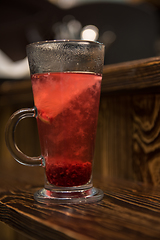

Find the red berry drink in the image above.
[{"left": 31, "top": 72, "right": 102, "bottom": 187}]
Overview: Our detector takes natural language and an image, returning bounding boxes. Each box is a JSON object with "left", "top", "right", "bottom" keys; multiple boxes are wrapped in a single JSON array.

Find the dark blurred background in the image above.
[{"left": 0, "top": 0, "right": 160, "bottom": 79}]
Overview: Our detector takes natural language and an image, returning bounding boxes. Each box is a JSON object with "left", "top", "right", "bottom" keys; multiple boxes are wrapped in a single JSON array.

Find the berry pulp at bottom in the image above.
[{"left": 31, "top": 72, "right": 102, "bottom": 187}]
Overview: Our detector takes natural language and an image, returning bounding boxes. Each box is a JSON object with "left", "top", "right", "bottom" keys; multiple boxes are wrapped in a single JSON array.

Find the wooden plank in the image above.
[
  {"left": 102, "top": 57, "right": 160, "bottom": 93},
  {"left": 94, "top": 94, "right": 133, "bottom": 180},
  {"left": 132, "top": 93, "right": 160, "bottom": 185},
  {"left": 1, "top": 56, "right": 160, "bottom": 100},
  {"left": 2, "top": 56, "right": 160, "bottom": 187},
  {"left": 94, "top": 90, "right": 160, "bottom": 185},
  {"left": 0, "top": 175, "right": 160, "bottom": 240}
]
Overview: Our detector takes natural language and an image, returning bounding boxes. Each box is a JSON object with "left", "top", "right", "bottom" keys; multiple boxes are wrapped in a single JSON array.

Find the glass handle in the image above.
[{"left": 5, "top": 107, "right": 44, "bottom": 167}]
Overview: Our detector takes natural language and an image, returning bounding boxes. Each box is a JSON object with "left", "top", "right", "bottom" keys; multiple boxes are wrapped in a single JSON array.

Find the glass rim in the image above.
[{"left": 26, "top": 39, "right": 104, "bottom": 48}]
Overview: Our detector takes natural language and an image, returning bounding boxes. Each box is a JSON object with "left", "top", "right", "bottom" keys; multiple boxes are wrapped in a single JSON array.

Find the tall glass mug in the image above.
[{"left": 5, "top": 40, "right": 105, "bottom": 204}]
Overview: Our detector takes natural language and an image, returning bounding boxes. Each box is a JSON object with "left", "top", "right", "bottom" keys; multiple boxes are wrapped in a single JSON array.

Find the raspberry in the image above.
[{"left": 46, "top": 160, "right": 92, "bottom": 187}]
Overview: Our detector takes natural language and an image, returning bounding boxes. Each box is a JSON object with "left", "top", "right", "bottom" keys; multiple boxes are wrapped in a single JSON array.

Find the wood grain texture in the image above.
[
  {"left": 1, "top": 57, "right": 160, "bottom": 190},
  {"left": 0, "top": 175, "right": 160, "bottom": 240},
  {"left": 1, "top": 56, "right": 160, "bottom": 99},
  {"left": 132, "top": 93, "right": 160, "bottom": 185},
  {"left": 102, "top": 57, "right": 160, "bottom": 93},
  {"left": 95, "top": 91, "right": 160, "bottom": 185},
  {"left": 94, "top": 94, "right": 133, "bottom": 180},
  {"left": 2, "top": 57, "right": 160, "bottom": 185},
  {"left": 0, "top": 80, "right": 33, "bottom": 107}
]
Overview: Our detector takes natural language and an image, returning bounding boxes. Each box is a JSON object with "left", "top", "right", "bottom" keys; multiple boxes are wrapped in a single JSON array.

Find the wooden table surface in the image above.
[{"left": 0, "top": 168, "right": 160, "bottom": 240}]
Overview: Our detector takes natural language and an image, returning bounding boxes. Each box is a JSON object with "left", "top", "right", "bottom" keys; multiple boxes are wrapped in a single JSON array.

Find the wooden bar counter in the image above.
[
  {"left": 1, "top": 172, "right": 160, "bottom": 240},
  {"left": 1, "top": 56, "right": 160, "bottom": 239}
]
